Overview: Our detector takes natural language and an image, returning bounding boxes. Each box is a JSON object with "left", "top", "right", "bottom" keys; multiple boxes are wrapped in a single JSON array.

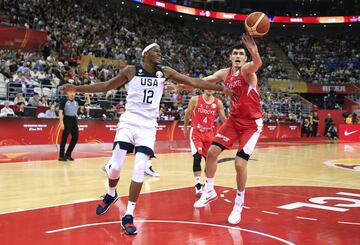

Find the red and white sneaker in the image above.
[
  {"left": 227, "top": 204, "right": 243, "bottom": 225},
  {"left": 193, "top": 189, "right": 217, "bottom": 208}
]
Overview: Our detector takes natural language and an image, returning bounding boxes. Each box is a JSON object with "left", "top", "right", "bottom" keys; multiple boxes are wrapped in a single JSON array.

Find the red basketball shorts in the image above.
[
  {"left": 213, "top": 116, "right": 263, "bottom": 155},
  {"left": 189, "top": 128, "right": 214, "bottom": 157}
]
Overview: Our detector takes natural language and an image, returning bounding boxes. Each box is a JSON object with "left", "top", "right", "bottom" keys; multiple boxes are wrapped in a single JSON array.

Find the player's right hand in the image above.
[
  {"left": 60, "top": 84, "right": 76, "bottom": 93},
  {"left": 60, "top": 122, "right": 64, "bottom": 131}
]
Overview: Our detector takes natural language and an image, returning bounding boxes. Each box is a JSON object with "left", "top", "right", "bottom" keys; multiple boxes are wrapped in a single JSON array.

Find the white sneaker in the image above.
[
  {"left": 195, "top": 183, "right": 203, "bottom": 197},
  {"left": 102, "top": 163, "right": 111, "bottom": 177},
  {"left": 145, "top": 166, "right": 160, "bottom": 177},
  {"left": 227, "top": 204, "right": 243, "bottom": 225},
  {"left": 193, "top": 189, "right": 217, "bottom": 208}
]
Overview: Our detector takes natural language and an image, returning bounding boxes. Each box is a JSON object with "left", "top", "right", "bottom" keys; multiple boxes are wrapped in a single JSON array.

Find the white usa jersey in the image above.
[{"left": 120, "top": 64, "right": 165, "bottom": 127}]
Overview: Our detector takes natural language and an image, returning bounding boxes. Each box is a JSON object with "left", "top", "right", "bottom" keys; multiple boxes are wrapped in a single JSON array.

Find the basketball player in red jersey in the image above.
[
  {"left": 183, "top": 90, "right": 227, "bottom": 196},
  {"left": 194, "top": 34, "right": 263, "bottom": 225}
]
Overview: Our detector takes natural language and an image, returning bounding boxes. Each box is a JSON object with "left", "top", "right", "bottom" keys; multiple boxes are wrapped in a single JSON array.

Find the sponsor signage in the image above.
[
  {"left": 134, "top": 0, "right": 358, "bottom": 24},
  {"left": 0, "top": 118, "right": 301, "bottom": 146},
  {"left": 339, "top": 124, "right": 360, "bottom": 141}
]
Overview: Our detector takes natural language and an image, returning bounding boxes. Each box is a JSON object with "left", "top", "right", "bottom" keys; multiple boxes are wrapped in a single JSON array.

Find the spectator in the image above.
[
  {"left": 302, "top": 118, "right": 312, "bottom": 137},
  {"left": 14, "top": 93, "right": 26, "bottom": 105},
  {"left": 345, "top": 113, "right": 353, "bottom": 124},
  {"left": 28, "top": 93, "right": 42, "bottom": 107},
  {"left": 0, "top": 101, "right": 15, "bottom": 117},
  {"left": 324, "top": 113, "right": 333, "bottom": 136},
  {"left": 45, "top": 104, "right": 57, "bottom": 118},
  {"left": 41, "top": 96, "right": 49, "bottom": 107},
  {"left": 311, "top": 111, "right": 319, "bottom": 136},
  {"left": 15, "top": 102, "right": 25, "bottom": 117},
  {"left": 326, "top": 123, "right": 338, "bottom": 141}
]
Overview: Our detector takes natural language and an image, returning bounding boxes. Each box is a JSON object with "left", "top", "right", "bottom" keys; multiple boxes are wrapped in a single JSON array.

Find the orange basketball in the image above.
[{"left": 245, "top": 12, "right": 270, "bottom": 37}]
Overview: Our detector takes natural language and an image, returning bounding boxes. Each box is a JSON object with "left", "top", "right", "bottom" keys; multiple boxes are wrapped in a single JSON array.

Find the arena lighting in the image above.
[
  {"left": 131, "top": 0, "right": 360, "bottom": 24},
  {"left": 195, "top": 17, "right": 198, "bottom": 20},
  {"left": 121, "top": 1, "right": 124, "bottom": 4}
]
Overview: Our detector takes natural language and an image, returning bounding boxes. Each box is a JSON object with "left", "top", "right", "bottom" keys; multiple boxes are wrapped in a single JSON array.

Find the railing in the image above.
[
  {"left": 6, "top": 80, "right": 316, "bottom": 120},
  {"left": 348, "top": 91, "right": 360, "bottom": 104}
]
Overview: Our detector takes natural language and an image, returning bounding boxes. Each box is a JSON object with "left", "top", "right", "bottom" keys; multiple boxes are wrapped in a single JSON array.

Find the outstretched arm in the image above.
[
  {"left": 163, "top": 67, "right": 234, "bottom": 97},
  {"left": 61, "top": 65, "right": 134, "bottom": 93},
  {"left": 203, "top": 68, "right": 228, "bottom": 83}
]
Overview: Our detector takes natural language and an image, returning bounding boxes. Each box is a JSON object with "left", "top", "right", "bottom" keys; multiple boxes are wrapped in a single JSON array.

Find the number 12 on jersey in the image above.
[{"left": 143, "top": 89, "right": 154, "bottom": 104}]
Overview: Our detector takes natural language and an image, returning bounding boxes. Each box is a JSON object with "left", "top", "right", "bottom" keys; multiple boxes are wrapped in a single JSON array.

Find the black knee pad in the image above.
[
  {"left": 193, "top": 152, "right": 202, "bottom": 172},
  {"left": 236, "top": 149, "right": 250, "bottom": 161}
]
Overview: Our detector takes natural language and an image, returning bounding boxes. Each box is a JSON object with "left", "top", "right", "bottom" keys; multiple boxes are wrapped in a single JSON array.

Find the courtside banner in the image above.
[
  {"left": 0, "top": 118, "right": 301, "bottom": 146},
  {"left": 307, "top": 84, "right": 359, "bottom": 94},
  {"left": 268, "top": 80, "right": 308, "bottom": 93},
  {"left": 0, "top": 25, "right": 47, "bottom": 51},
  {"left": 134, "top": 0, "right": 359, "bottom": 24},
  {"left": 339, "top": 124, "right": 360, "bottom": 142}
]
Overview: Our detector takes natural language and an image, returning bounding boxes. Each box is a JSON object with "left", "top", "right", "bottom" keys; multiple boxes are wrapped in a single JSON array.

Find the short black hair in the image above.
[{"left": 229, "top": 44, "right": 246, "bottom": 55}]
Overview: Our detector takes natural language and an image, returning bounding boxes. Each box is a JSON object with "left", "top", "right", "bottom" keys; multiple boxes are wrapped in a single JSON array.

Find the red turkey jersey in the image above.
[
  {"left": 191, "top": 95, "right": 219, "bottom": 132},
  {"left": 225, "top": 68, "right": 262, "bottom": 120}
]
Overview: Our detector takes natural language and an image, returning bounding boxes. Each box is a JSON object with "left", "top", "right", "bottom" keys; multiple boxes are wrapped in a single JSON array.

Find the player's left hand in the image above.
[{"left": 242, "top": 34, "right": 258, "bottom": 53}]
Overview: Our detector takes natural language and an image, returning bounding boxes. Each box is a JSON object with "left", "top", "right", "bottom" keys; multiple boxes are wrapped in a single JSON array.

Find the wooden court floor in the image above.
[{"left": 0, "top": 141, "right": 359, "bottom": 244}]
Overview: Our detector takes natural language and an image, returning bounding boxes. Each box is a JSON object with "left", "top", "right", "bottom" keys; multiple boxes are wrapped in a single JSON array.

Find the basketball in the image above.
[{"left": 245, "top": 12, "right": 270, "bottom": 37}]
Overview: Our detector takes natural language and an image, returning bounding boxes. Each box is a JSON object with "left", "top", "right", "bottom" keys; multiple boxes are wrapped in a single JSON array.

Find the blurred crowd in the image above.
[{"left": 278, "top": 36, "right": 360, "bottom": 84}]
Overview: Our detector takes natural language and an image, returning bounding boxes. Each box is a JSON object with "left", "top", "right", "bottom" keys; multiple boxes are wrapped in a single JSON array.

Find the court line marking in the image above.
[
  {"left": 216, "top": 184, "right": 360, "bottom": 191},
  {"left": 224, "top": 199, "right": 232, "bottom": 203},
  {"left": 261, "top": 210, "right": 279, "bottom": 215},
  {"left": 45, "top": 219, "right": 296, "bottom": 245},
  {"left": 324, "top": 159, "right": 360, "bottom": 172},
  {"left": 338, "top": 221, "right": 360, "bottom": 226},
  {"left": 2, "top": 185, "right": 359, "bottom": 216},
  {"left": 296, "top": 216, "right": 318, "bottom": 221},
  {"left": 0, "top": 186, "right": 191, "bottom": 215}
]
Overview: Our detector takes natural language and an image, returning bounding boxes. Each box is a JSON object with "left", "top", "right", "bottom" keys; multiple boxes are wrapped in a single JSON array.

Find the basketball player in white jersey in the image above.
[{"left": 61, "top": 43, "right": 234, "bottom": 235}]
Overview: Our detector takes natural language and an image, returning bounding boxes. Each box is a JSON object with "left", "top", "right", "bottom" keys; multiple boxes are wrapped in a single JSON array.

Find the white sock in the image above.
[
  {"left": 125, "top": 201, "right": 136, "bottom": 216},
  {"left": 107, "top": 186, "right": 116, "bottom": 197},
  {"left": 204, "top": 177, "right": 215, "bottom": 192},
  {"left": 235, "top": 190, "right": 245, "bottom": 206},
  {"left": 194, "top": 176, "right": 201, "bottom": 185},
  {"left": 146, "top": 160, "right": 151, "bottom": 169}
]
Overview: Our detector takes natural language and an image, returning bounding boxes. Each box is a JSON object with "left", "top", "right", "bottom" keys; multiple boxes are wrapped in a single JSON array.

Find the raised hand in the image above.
[{"left": 241, "top": 34, "right": 258, "bottom": 53}]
